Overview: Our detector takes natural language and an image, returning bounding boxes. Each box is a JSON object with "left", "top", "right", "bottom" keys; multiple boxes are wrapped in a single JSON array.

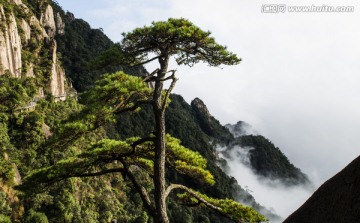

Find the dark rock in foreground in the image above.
[{"left": 284, "top": 155, "right": 360, "bottom": 223}]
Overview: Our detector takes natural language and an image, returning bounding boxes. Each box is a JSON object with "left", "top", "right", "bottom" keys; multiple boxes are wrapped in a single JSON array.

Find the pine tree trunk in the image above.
[{"left": 153, "top": 55, "right": 169, "bottom": 223}]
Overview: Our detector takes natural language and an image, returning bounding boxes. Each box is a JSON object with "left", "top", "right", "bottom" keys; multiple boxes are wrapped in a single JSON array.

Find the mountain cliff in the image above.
[
  {"left": 191, "top": 97, "right": 234, "bottom": 143},
  {"left": 0, "top": 0, "right": 67, "bottom": 99},
  {"left": 284, "top": 155, "right": 360, "bottom": 222}
]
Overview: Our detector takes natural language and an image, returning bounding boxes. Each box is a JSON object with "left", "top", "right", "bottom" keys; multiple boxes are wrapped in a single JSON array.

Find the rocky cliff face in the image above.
[
  {"left": 191, "top": 97, "right": 234, "bottom": 142},
  {"left": 0, "top": 4, "right": 22, "bottom": 78},
  {"left": 0, "top": 0, "right": 67, "bottom": 99},
  {"left": 49, "top": 40, "right": 66, "bottom": 99}
]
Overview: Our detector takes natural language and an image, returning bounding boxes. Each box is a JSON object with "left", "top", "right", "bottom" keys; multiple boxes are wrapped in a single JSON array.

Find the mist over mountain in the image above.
[
  {"left": 225, "top": 121, "right": 258, "bottom": 137},
  {"left": 216, "top": 121, "right": 315, "bottom": 221},
  {"left": 181, "top": 97, "right": 314, "bottom": 221}
]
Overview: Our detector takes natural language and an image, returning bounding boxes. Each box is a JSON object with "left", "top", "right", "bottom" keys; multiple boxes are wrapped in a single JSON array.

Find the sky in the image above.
[{"left": 56, "top": 0, "right": 360, "bottom": 198}]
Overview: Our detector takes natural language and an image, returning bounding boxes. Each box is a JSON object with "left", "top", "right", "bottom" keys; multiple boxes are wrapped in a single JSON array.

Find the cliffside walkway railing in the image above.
[{"left": 16, "top": 90, "right": 78, "bottom": 113}]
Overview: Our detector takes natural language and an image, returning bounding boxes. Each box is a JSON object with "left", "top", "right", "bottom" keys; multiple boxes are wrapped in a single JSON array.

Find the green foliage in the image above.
[
  {"left": 89, "top": 43, "right": 149, "bottom": 79},
  {"left": 0, "top": 192, "right": 12, "bottom": 217},
  {"left": 0, "top": 76, "right": 44, "bottom": 175},
  {"left": 166, "top": 135, "right": 215, "bottom": 185},
  {"left": 9, "top": 111, "right": 46, "bottom": 173},
  {"left": 25, "top": 209, "right": 49, "bottom": 223},
  {"left": 0, "top": 160, "right": 14, "bottom": 185},
  {"left": 0, "top": 215, "right": 11, "bottom": 223},
  {"left": 37, "top": 96, "right": 81, "bottom": 128},
  {"left": 178, "top": 192, "right": 267, "bottom": 223},
  {"left": 0, "top": 75, "right": 36, "bottom": 112},
  {"left": 121, "top": 18, "right": 241, "bottom": 67},
  {"left": 81, "top": 71, "right": 152, "bottom": 115},
  {"left": 20, "top": 133, "right": 216, "bottom": 193},
  {"left": 115, "top": 104, "right": 154, "bottom": 139},
  {"left": 165, "top": 95, "right": 212, "bottom": 155},
  {"left": 55, "top": 17, "right": 149, "bottom": 91},
  {"left": 0, "top": 113, "right": 11, "bottom": 153},
  {"left": 0, "top": 74, "right": 89, "bottom": 222}
]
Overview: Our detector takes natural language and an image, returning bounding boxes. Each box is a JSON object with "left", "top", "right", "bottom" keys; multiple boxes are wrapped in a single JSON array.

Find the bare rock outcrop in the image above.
[
  {"left": 20, "top": 18, "right": 31, "bottom": 43},
  {"left": 0, "top": 5, "right": 22, "bottom": 77},
  {"left": 191, "top": 97, "right": 234, "bottom": 142},
  {"left": 55, "top": 12, "right": 65, "bottom": 35},
  {"left": 49, "top": 40, "right": 66, "bottom": 100},
  {"left": 40, "top": 4, "right": 56, "bottom": 38},
  {"left": 13, "top": 0, "right": 22, "bottom": 5},
  {"left": 30, "top": 15, "right": 49, "bottom": 39},
  {"left": 42, "top": 123, "right": 52, "bottom": 139}
]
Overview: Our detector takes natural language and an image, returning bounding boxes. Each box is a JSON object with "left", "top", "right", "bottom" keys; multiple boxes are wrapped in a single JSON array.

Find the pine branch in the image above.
[
  {"left": 113, "top": 99, "right": 153, "bottom": 114},
  {"left": 121, "top": 136, "right": 156, "bottom": 157},
  {"left": 120, "top": 159, "right": 156, "bottom": 217},
  {"left": 165, "top": 184, "right": 222, "bottom": 213},
  {"left": 69, "top": 168, "right": 124, "bottom": 178},
  {"left": 143, "top": 68, "right": 160, "bottom": 82},
  {"left": 130, "top": 56, "right": 161, "bottom": 67},
  {"left": 161, "top": 71, "right": 178, "bottom": 112}
]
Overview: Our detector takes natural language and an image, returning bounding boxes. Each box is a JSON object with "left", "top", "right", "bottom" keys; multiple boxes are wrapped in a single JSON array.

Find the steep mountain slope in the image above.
[
  {"left": 51, "top": 6, "right": 148, "bottom": 92},
  {"left": 284, "top": 155, "right": 360, "bottom": 222},
  {"left": 191, "top": 97, "right": 234, "bottom": 143}
]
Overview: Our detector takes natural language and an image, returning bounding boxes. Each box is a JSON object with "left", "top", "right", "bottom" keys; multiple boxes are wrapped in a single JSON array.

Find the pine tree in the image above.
[{"left": 19, "top": 18, "right": 267, "bottom": 223}]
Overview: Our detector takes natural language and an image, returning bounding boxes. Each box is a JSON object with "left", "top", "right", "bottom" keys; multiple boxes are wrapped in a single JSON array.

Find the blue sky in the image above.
[{"left": 56, "top": 0, "right": 360, "bottom": 191}]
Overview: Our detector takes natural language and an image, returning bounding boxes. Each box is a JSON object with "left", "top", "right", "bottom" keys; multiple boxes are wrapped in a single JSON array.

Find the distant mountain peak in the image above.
[
  {"left": 191, "top": 97, "right": 234, "bottom": 143},
  {"left": 191, "top": 97, "right": 212, "bottom": 118},
  {"left": 225, "top": 121, "right": 258, "bottom": 137}
]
